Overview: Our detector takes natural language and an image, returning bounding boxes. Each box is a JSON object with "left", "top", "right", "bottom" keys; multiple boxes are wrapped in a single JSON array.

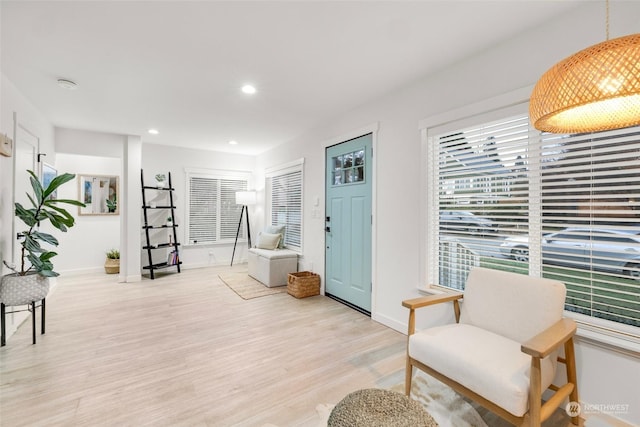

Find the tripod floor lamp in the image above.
[{"left": 231, "top": 190, "right": 256, "bottom": 266}]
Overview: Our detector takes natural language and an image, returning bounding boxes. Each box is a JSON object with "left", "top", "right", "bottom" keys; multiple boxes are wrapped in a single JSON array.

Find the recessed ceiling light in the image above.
[
  {"left": 148, "top": 129, "right": 159, "bottom": 135},
  {"left": 57, "top": 78, "right": 78, "bottom": 90},
  {"left": 228, "top": 140, "right": 238, "bottom": 145},
  {"left": 241, "top": 84, "right": 256, "bottom": 94}
]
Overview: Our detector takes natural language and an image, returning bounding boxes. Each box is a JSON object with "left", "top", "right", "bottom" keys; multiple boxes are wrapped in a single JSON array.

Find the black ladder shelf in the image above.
[{"left": 141, "top": 169, "right": 182, "bottom": 279}]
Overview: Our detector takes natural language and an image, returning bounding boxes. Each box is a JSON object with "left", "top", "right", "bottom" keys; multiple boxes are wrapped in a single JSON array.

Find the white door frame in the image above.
[{"left": 322, "top": 122, "right": 379, "bottom": 314}]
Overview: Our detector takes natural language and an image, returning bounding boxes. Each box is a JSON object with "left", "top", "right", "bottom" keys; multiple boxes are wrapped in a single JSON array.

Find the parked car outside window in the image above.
[
  {"left": 499, "top": 228, "right": 640, "bottom": 280},
  {"left": 440, "top": 210, "right": 495, "bottom": 234}
]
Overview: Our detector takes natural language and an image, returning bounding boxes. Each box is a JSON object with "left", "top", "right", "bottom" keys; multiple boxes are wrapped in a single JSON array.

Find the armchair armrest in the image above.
[
  {"left": 521, "top": 318, "right": 577, "bottom": 359},
  {"left": 402, "top": 292, "right": 463, "bottom": 310},
  {"left": 403, "top": 291, "right": 463, "bottom": 336}
]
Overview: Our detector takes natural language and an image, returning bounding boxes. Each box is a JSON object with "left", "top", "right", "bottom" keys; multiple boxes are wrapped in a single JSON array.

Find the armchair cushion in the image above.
[
  {"left": 459, "top": 267, "right": 566, "bottom": 343},
  {"left": 409, "top": 323, "right": 557, "bottom": 417}
]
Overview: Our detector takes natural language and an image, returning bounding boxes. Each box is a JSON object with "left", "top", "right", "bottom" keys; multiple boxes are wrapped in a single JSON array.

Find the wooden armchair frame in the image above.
[{"left": 403, "top": 292, "right": 580, "bottom": 427}]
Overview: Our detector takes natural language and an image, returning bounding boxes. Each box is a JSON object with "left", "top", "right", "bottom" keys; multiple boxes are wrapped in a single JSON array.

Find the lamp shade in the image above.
[
  {"left": 530, "top": 33, "right": 640, "bottom": 134},
  {"left": 235, "top": 191, "right": 256, "bottom": 206}
]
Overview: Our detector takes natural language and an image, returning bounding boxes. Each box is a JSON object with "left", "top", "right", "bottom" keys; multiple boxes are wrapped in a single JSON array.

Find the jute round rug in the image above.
[{"left": 327, "top": 388, "right": 438, "bottom": 427}]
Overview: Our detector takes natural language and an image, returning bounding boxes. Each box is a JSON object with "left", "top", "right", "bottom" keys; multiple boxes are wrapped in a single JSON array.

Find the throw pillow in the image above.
[
  {"left": 265, "top": 225, "right": 286, "bottom": 249},
  {"left": 256, "top": 232, "right": 281, "bottom": 250}
]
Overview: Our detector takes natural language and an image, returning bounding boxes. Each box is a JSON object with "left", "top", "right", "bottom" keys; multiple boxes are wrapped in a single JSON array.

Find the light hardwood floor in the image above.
[{"left": 1, "top": 265, "right": 571, "bottom": 426}]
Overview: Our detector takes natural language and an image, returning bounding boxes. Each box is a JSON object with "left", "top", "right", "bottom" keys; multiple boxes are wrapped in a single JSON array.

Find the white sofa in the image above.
[{"left": 248, "top": 248, "right": 298, "bottom": 287}]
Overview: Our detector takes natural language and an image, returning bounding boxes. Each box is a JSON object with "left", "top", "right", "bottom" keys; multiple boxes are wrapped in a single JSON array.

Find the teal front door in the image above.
[{"left": 325, "top": 134, "right": 372, "bottom": 313}]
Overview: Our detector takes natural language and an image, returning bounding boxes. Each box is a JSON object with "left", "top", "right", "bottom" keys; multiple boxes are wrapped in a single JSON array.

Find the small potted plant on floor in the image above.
[
  {"left": 104, "top": 249, "right": 120, "bottom": 274},
  {"left": 1, "top": 171, "right": 85, "bottom": 305}
]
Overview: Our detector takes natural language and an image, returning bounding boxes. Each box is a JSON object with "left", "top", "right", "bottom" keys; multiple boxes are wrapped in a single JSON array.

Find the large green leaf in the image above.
[
  {"left": 40, "top": 251, "right": 58, "bottom": 261},
  {"left": 43, "top": 203, "right": 75, "bottom": 227},
  {"left": 28, "top": 173, "right": 44, "bottom": 205},
  {"left": 23, "top": 235, "right": 44, "bottom": 253},
  {"left": 32, "top": 231, "right": 59, "bottom": 246},
  {"left": 48, "top": 198, "right": 85, "bottom": 207},
  {"left": 40, "top": 209, "right": 67, "bottom": 231},
  {"left": 42, "top": 173, "right": 75, "bottom": 200},
  {"left": 14, "top": 202, "right": 38, "bottom": 227}
]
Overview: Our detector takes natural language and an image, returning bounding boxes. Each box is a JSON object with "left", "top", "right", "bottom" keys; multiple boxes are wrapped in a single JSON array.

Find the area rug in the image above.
[
  {"left": 218, "top": 272, "right": 287, "bottom": 300},
  {"left": 389, "top": 370, "right": 488, "bottom": 427},
  {"left": 316, "top": 370, "right": 488, "bottom": 427}
]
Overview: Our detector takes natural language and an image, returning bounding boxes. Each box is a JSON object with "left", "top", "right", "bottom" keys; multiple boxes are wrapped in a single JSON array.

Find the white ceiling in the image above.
[{"left": 1, "top": 1, "right": 584, "bottom": 155}]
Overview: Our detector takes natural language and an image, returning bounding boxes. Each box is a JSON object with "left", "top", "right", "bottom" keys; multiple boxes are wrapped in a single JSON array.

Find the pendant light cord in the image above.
[{"left": 606, "top": 0, "right": 610, "bottom": 40}]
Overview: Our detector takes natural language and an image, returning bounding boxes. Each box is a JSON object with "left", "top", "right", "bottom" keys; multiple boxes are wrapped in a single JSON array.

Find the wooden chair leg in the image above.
[
  {"left": 405, "top": 358, "right": 413, "bottom": 396},
  {"left": 565, "top": 338, "right": 580, "bottom": 426},
  {"left": 528, "top": 357, "right": 542, "bottom": 427}
]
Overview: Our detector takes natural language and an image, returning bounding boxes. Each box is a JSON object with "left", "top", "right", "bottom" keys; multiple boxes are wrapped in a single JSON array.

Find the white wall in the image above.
[
  {"left": 256, "top": 2, "right": 640, "bottom": 425},
  {"left": 0, "top": 73, "right": 56, "bottom": 337},
  {"left": 142, "top": 143, "right": 256, "bottom": 269},
  {"left": 53, "top": 128, "right": 125, "bottom": 274},
  {"left": 54, "top": 153, "right": 121, "bottom": 274}
]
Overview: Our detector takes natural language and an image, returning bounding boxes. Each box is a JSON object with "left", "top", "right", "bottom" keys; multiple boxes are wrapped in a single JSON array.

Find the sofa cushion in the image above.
[
  {"left": 256, "top": 232, "right": 281, "bottom": 250},
  {"left": 264, "top": 225, "right": 286, "bottom": 249},
  {"left": 249, "top": 248, "right": 298, "bottom": 260},
  {"left": 409, "top": 323, "right": 557, "bottom": 417},
  {"left": 459, "top": 267, "right": 566, "bottom": 343}
]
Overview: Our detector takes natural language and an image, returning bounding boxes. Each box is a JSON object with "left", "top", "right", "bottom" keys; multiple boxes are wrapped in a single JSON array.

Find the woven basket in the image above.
[
  {"left": 287, "top": 271, "right": 320, "bottom": 298},
  {"left": 104, "top": 258, "right": 120, "bottom": 274}
]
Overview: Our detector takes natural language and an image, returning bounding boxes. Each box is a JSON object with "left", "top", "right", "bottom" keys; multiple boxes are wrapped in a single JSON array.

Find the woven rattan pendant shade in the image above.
[{"left": 530, "top": 33, "right": 640, "bottom": 133}]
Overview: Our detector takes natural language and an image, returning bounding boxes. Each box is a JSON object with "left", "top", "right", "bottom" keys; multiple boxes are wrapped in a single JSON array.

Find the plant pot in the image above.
[
  {"left": 104, "top": 258, "right": 120, "bottom": 274},
  {"left": 0, "top": 273, "right": 50, "bottom": 306}
]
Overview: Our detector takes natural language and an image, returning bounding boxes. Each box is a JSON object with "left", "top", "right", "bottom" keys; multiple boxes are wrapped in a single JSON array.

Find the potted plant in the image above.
[
  {"left": 104, "top": 249, "right": 120, "bottom": 274},
  {"left": 106, "top": 195, "right": 117, "bottom": 213},
  {"left": 155, "top": 173, "right": 167, "bottom": 188},
  {"left": 1, "top": 171, "right": 84, "bottom": 305}
]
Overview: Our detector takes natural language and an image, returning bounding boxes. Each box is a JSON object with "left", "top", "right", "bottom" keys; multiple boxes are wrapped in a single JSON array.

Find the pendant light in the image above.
[{"left": 529, "top": 1, "right": 640, "bottom": 134}]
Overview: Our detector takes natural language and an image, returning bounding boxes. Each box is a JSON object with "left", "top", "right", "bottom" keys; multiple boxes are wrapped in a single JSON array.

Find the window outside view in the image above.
[{"left": 435, "top": 115, "right": 640, "bottom": 328}]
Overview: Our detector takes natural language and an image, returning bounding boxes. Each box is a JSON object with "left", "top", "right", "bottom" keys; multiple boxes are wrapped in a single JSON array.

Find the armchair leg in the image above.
[
  {"left": 565, "top": 337, "right": 580, "bottom": 426},
  {"left": 528, "top": 357, "right": 542, "bottom": 427},
  {"left": 405, "top": 358, "right": 413, "bottom": 396}
]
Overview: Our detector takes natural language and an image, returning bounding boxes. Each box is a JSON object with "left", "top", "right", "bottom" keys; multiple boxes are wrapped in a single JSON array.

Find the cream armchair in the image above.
[{"left": 403, "top": 267, "right": 580, "bottom": 427}]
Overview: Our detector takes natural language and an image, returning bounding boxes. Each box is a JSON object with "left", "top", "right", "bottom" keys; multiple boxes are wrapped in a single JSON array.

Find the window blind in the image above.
[
  {"left": 187, "top": 173, "right": 247, "bottom": 245},
  {"left": 269, "top": 169, "right": 303, "bottom": 249},
  {"left": 431, "top": 112, "right": 640, "bottom": 330}
]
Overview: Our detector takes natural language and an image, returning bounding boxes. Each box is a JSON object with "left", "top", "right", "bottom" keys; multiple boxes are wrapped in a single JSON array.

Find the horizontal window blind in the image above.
[
  {"left": 539, "top": 128, "right": 640, "bottom": 327},
  {"left": 436, "top": 115, "right": 532, "bottom": 289},
  {"left": 220, "top": 179, "right": 247, "bottom": 241},
  {"left": 269, "top": 169, "right": 303, "bottom": 249},
  {"left": 188, "top": 177, "right": 218, "bottom": 244},
  {"left": 187, "top": 173, "right": 247, "bottom": 245},
  {"left": 431, "top": 112, "right": 640, "bottom": 331}
]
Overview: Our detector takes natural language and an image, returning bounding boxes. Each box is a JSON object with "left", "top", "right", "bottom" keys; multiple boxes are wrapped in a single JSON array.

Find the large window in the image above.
[
  {"left": 266, "top": 159, "right": 304, "bottom": 250},
  {"left": 426, "top": 105, "right": 640, "bottom": 336},
  {"left": 185, "top": 170, "right": 249, "bottom": 245}
]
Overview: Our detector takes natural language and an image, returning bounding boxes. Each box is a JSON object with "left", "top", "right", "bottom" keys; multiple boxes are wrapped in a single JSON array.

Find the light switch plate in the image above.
[{"left": 0, "top": 134, "right": 13, "bottom": 157}]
